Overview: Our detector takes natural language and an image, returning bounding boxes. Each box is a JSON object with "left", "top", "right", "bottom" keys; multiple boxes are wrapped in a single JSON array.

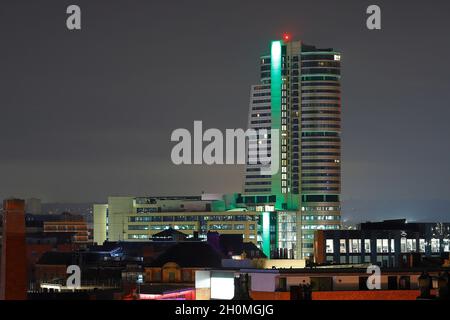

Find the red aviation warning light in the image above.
[{"left": 282, "top": 32, "right": 291, "bottom": 42}]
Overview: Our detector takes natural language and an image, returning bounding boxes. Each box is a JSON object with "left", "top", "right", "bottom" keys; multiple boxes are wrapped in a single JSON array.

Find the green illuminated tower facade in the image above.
[{"left": 242, "top": 36, "right": 342, "bottom": 259}]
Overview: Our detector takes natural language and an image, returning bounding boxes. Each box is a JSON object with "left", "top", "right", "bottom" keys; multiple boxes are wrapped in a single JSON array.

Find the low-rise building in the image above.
[
  {"left": 93, "top": 195, "right": 260, "bottom": 246},
  {"left": 314, "top": 219, "right": 450, "bottom": 267}
]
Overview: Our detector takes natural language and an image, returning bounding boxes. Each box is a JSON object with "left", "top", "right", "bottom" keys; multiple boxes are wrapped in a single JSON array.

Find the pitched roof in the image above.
[
  {"left": 151, "top": 228, "right": 188, "bottom": 240},
  {"left": 242, "top": 242, "right": 267, "bottom": 258}
]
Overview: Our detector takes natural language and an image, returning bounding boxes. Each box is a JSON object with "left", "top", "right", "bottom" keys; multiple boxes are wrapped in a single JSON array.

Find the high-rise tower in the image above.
[{"left": 242, "top": 36, "right": 342, "bottom": 259}]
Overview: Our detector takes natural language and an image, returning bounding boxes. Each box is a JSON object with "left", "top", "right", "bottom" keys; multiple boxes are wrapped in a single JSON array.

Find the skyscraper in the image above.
[{"left": 242, "top": 35, "right": 342, "bottom": 259}]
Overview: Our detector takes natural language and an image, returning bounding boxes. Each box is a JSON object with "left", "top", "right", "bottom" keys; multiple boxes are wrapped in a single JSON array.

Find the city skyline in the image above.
[
  {"left": 1, "top": 0, "right": 450, "bottom": 223},
  {"left": 1, "top": 0, "right": 450, "bottom": 306}
]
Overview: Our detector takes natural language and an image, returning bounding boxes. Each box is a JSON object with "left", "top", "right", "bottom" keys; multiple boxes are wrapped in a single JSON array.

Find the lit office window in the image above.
[
  {"left": 390, "top": 239, "right": 395, "bottom": 253},
  {"left": 364, "top": 239, "right": 371, "bottom": 253},
  {"left": 444, "top": 239, "right": 450, "bottom": 253},
  {"left": 431, "top": 239, "right": 440, "bottom": 253},
  {"left": 419, "top": 239, "right": 426, "bottom": 253},
  {"left": 377, "top": 239, "right": 389, "bottom": 253},
  {"left": 407, "top": 239, "right": 417, "bottom": 252},
  {"left": 349, "top": 239, "right": 361, "bottom": 253},
  {"left": 401, "top": 238, "right": 417, "bottom": 253},
  {"left": 339, "top": 239, "right": 346, "bottom": 253},
  {"left": 326, "top": 239, "right": 334, "bottom": 253}
]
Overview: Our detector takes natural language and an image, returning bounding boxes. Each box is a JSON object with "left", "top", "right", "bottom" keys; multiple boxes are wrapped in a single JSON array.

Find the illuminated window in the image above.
[
  {"left": 349, "top": 239, "right": 361, "bottom": 253},
  {"left": 419, "top": 239, "right": 426, "bottom": 253},
  {"left": 326, "top": 239, "right": 334, "bottom": 253},
  {"left": 339, "top": 239, "right": 346, "bottom": 253},
  {"left": 401, "top": 238, "right": 417, "bottom": 253},
  {"left": 443, "top": 239, "right": 450, "bottom": 252},
  {"left": 364, "top": 239, "right": 371, "bottom": 253},
  {"left": 431, "top": 239, "right": 440, "bottom": 253},
  {"left": 377, "top": 239, "right": 389, "bottom": 253}
]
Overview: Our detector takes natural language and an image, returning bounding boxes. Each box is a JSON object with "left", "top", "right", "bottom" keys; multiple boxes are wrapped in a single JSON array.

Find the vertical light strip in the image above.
[
  {"left": 270, "top": 41, "right": 283, "bottom": 209},
  {"left": 262, "top": 211, "right": 271, "bottom": 257}
]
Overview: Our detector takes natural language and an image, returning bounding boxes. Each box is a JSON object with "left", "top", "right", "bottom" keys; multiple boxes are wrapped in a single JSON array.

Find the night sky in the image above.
[{"left": 1, "top": 0, "right": 450, "bottom": 222}]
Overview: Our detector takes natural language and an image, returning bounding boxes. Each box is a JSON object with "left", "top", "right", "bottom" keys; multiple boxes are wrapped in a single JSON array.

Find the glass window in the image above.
[
  {"left": 401, "top": 238, "right": 417, "bottom": 252},
  {"left": 407, "top": 239, "right": 416, "bottom": 252},
  {"left": 390, "top": 239, "right": 395, "bottom": 253},
  {"left": 364, "top": 239, "right": 371, "bottom": 253},
  {"left": 443, "top": 239, "right": 450, "bottom": 253},
  {"left": 419, "top": 239, "right": 426, "bottom": 253},
  {"left": 376, "top": 239, "right": 389, "bottom": 253},
  {"left": 349, "top": 239, "right": 361, "bottom": 253},
  {"left": 431, "top": 239, "right": 440, "bottom": 253},
  {"left": 340, "top": 239, "right": 346, "bottom": 253},
  {"left": 326, "top": 239, "right": 334, "bottom": 253},
  {"left": 382, "top": 239, "right": 389, "bottom": 253},
  {"left": 401, "top": 238, "right": 406, "bottom": 252}
]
